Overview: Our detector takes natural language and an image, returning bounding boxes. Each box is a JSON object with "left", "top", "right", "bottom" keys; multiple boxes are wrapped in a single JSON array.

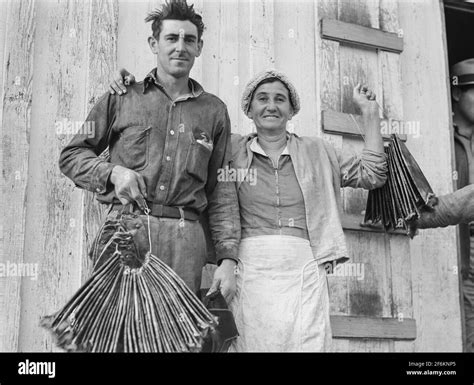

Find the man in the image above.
[
  {"left": 446, "top": 58, "right": 474, "bottom": 352},
  {"left": 397, "top": 60, "right": 474, "bottom": 352},
  {"left": 59, "top": 0, "right": 240, "bottom": 301}
]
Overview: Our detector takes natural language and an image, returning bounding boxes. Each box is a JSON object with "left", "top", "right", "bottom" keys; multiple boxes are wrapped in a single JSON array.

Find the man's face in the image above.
[
  {"left": 248, "top": 80, "right": 293, "bottom": 133},
  {"left": 457, "top": 86, "right": 474, "bottom": 125},
  {"left": 148, "top": 19, "right": 203, "bottom": 78}
]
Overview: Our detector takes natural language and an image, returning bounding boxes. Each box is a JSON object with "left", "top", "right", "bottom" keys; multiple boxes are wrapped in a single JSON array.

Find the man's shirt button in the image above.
[
  {"left": 166, "top": 156, "right": 171, "bottom": 161},
  {"left": 159, "top": 185, "right": 165, "bottom": 191},
  {"left": 170, "top": 130, "right": 175, "bottom": 135}
]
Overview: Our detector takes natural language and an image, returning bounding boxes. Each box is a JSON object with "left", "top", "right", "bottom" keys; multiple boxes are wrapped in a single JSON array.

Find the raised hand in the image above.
[{"left": 353, "top": 83, "right": 378, "bottom": 116}]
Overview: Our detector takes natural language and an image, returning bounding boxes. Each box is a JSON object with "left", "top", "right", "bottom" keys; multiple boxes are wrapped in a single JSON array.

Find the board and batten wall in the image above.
[{"left": 0, "top": 0, "right": 461, "bottom": 352}]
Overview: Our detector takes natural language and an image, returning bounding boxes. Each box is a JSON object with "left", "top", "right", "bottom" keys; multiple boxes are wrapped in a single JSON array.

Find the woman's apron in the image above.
[{"left": 229, "top": 235, "right": 332, "bottom": 352}]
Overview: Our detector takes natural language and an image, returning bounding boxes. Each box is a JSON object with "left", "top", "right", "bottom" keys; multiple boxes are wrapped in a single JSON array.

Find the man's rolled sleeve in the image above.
[
  {"left": 338, "top": 148, "right": 388, "bottom": 190},
  {"left": 59, "top": 92, "right": 116, "bottom": 194},
  {"left": 205, "top": 107, "right": 241, "bottom": 264}
]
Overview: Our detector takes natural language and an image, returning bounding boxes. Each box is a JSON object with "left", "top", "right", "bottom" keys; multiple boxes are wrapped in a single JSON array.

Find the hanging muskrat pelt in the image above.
[
  {"left": 363, "top": 134, "right": 437, "bottom": 234},
  {"left": 40, "top": 206, "right": 217, "bottom": 352}
]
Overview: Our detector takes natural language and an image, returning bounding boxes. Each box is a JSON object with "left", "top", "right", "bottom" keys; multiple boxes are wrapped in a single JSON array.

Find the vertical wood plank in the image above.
[
  {"left": 318, "top": 0, "right": 348, "bottom": 319},
  {"left": 320, "top": 39, "right": 341, "bottom": 113},
  {"left": 248, "top": 0, "right": 275, "bottom": 74},
  {"left": 379, "top": 0, "right": 402, "bottom": 121},
  {"left": 274, "top": 0, "right": 317, "bottom": 137},
  {"left": 0, "top": 0, "right": 7, "bottom": 125},
  {"left": 379, "top": 51, "right": 402, "bottom": 121},
  {"left": 338, "top": 0, "right": 379, "bottom": 28},
  {"left": 189, "top": 0, "right": 203, "bottom": 83},
  {"left": 200, "top": 0, "right": 220, "bottom": 97},
  {"left": 82, "top": 0, "right": 119, "bottom": 283},
  {"left": 379, "top": 0, "right": 399, "bottom": 34},
  {"left": 388, "top": 237, "right": 412, "bottom": 318},
  {"left": 117, "top": 0, "right": 156, "bottom": 82},
  {"left": 336, "top": 0, "right": 394, "bottom": 354},
  {"left": 318, "top": 0, "right": 342, "bottom": 142},
  {"left": 18, "top": 0, "right": 91, "bottom": 351},
  {"left": 345, "top": 231, "right": 391, "bottom": 318},
  {"left": 236, "top": 0, "right": 276, "bottom": 135},
  {"left": 236, "top": 0, "right": 252, "bottom": 135},
  {"left": 0, "top": 0, "right": 36, "bottom": 352},
  {"left": 0, "top": 0, "right": 9, "bottom": 350},
  {"left": 379, "top": 0, "right": 415, "bottom": 353},
  {"left": 390, "top": 236, "right": 416, "bottom": 352},
  {"left": 217, "top": 0, "right": 239, "bottom": 133}
]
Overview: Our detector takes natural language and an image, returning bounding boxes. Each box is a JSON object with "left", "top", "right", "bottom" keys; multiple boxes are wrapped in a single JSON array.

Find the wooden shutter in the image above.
[{"left": 318, "top": 0, "right": 417, "bottom": 351}]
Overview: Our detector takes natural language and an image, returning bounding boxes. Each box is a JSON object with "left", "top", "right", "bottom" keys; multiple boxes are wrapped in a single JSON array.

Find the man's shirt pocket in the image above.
[
  {"left": 186, "top": 132, "right": 212, "bottom": 183},
  {"left": 113, "top": 125, "right": 151, "bottom": 171}
]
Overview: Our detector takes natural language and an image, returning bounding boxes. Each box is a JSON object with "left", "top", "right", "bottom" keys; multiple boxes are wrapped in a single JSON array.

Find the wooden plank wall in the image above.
[
  {"left": 0, "top": 0, "right": 36, "bottom": 352},
  {"left": 0, "top": 0, "right": 9, "bottom": 352},
  {"left": 19, "top": 0, "right": 95, "bottom": 351},
  {"left": 0, "top": 0, "right": 461, "bottom": 352}
]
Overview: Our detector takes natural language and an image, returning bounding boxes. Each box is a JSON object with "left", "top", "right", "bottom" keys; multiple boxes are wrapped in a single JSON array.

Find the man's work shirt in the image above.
[
  {"left": 59, "top": 68, "right": 240, "bottom": 262},
  {"left": 238, "top": 137, "right": 309, "bottom": 240},
  {"left": 454, "top": 125, "right": 474, "bottom": 279}
]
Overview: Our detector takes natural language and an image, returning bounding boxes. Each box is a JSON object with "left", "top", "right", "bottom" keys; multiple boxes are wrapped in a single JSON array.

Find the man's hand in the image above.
[
  {"left": 208, "top": 259, "right": 237, "bottom": 304},
  {"left": 353, "top": 83, "right": 378, "bottom": 116},
  {"left": 109, "top": 68, "right": 136, "bottom": 95},
  {"left": 110, "top": 165, "right": 147, "bottom": 211}
]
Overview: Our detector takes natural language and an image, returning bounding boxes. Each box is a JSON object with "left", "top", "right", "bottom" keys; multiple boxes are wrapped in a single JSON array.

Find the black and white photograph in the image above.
[{"left": 0, "top": 0, "right": 473, "bottom": 381}]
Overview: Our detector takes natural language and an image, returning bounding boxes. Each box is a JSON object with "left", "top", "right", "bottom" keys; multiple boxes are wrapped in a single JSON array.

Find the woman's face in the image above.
[{"left": 248, "top": 80, "right": 293, "bottom": 133}]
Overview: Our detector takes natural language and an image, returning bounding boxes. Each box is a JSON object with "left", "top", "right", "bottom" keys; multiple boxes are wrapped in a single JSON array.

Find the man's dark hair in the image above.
[{"left": 145, "top": 0, "right": 205, "bottom": 41}]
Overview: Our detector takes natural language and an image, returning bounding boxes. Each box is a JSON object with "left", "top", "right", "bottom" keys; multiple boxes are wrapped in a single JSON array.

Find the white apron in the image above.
[{"left": 229, "top": 235, "right": 332, "bottom": 352}]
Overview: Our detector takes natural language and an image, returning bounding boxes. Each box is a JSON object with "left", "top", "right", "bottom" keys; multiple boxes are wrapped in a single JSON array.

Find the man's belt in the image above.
[{"left": 113, "top": 202, "right": 200, "bottom": 221}]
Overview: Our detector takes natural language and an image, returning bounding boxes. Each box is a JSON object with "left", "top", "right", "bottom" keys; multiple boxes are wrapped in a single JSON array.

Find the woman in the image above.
[
  {"left": 109, "top": 68, "right": 387, "bottom": 351},
  {"left": 223, "top": 69, "right": 386, "bottom": 352}
]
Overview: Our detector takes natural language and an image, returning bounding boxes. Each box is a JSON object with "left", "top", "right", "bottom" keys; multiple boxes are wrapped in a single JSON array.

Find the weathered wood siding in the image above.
[{"left": 0, "top": 0, "right": 461, "bottom": 352}]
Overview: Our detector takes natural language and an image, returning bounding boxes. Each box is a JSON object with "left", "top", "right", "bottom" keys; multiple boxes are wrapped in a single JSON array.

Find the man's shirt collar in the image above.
[{"left": 143, "top": 68, "right": 204, "bottom": 99}]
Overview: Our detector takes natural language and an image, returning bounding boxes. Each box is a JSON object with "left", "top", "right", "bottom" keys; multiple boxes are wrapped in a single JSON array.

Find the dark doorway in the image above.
[
  {"left": 444, "top": 1, "right": 474, "bottom": 67},
  {"left": 443, "top": 0, "right": 474, "bottom": 353}
]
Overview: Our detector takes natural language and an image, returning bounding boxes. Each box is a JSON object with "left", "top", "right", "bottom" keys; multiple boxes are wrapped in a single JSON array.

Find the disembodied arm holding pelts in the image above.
[{"left": 408, "top": 184, "right": 474, "bottom": 237}]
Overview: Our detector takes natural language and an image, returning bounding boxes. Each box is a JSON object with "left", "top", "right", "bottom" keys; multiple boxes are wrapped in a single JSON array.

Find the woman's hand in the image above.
[
  {"left": 352, "top": 83, "right": 384, "bottom": 153},
  {"left": 208, "top": 259, "right": 237, "bottom": 304},
  {"left": 353, "top": 83, "right": 379, "bottom": 116},
  {"left": 109, "top": 68, "right": 136, "bottom": 95}
]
